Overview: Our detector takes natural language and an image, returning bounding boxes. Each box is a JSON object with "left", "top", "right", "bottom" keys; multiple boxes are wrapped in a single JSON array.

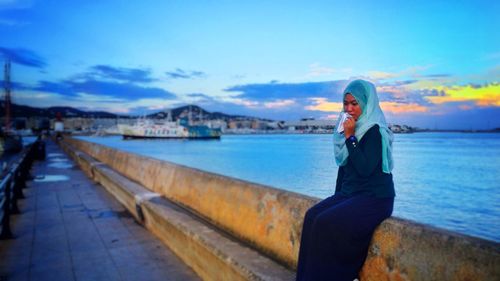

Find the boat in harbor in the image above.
[{"left": 118, "top": 117, "right": 221, "bottom": 139}]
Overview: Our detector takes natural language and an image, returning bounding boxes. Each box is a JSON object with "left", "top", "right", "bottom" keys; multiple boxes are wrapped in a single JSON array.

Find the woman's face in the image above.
[{"left": 343, "top": 93, "right": 362, "bottom": 121}]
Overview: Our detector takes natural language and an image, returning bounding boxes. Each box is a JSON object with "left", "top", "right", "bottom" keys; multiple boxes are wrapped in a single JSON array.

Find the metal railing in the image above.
[{"left": 0, "top": 137, "right": 45, "bottom": 239}]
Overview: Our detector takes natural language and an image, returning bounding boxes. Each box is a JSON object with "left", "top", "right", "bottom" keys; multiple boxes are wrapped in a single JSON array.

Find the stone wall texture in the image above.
[{"left": 64, "top": 138, "right": 500, "bottom": 280}]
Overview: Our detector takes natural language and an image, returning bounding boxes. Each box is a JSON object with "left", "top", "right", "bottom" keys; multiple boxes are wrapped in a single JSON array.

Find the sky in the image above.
[{"left": 0, "top": 0, "right": 499, "bottom": 130}]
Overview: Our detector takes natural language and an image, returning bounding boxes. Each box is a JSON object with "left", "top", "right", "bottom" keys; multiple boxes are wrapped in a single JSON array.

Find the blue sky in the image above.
[{"left": 0, "top": 0, "right": 499, "bottom": 129}]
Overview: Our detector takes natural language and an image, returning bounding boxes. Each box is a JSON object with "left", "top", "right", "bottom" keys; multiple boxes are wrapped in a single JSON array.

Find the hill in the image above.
[
  {"left": 147, "top": 105, "right": 264, "bottom": 121},
  {"left": 0, "top": 102, "right": 121, "bottom": 119},
  {"left": 0, "top": 102, "right": 264, "bottom": 121}
]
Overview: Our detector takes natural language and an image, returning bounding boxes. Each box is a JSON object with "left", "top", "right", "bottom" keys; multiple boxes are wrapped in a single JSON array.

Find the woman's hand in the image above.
[{"left": 344, "top": 117, "right": 356, "bottom": 139}]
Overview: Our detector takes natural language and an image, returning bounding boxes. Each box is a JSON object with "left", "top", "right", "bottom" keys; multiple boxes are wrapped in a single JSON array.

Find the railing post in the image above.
[
  {"left": 34, "top": 139, "right": 46, "bottom": 161},
  {"left": 17, "top": 160, "right": 28, "bottom": 195},
  {"left": 21, "top": 151, "right": 34, "bottom": 183},
  {"left": 11, "top": 170, "right": 23, "bottom": 214},
  {"left": 1, "top": 175, "right": 14, "bottom": 239},
  {"left": 0, "top": 139, "right": 44, "bottom": 240}
]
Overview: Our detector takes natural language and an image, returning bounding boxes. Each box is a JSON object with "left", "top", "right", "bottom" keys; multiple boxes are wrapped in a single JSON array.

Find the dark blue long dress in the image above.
[{"left": 296, "top": 125, "right": 395, "bottom": 281}]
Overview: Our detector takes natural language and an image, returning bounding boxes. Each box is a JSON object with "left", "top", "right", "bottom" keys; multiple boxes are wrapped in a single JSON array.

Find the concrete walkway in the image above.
[{"left": 0, "top": 140, "right": 201, "bottom": 281}]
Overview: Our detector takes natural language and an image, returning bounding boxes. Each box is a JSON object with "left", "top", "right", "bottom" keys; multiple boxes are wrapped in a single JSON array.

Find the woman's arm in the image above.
[{"left": 346, "top": 125, "right": 382, "bottom": 177}]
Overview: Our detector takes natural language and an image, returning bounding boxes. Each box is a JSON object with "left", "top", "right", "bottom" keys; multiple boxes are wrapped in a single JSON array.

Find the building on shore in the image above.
[
  {"left": 284, "top": 118, "right": 337, "bottom": 133},
  {"left": 8, "top": 114, "right": 416, "bottom": 136}
]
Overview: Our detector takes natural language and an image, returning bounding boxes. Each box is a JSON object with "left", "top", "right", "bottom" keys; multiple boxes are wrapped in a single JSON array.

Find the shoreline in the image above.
[
  {"left": 414, "top": 129, "right": 500, "bottom": 133},
  {"left": 223, "top": 130, "right": 500, "bottom": 135}
]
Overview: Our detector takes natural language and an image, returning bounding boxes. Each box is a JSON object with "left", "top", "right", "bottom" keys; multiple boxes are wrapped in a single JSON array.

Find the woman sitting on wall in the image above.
[{"left": 296, "top": 79, "right": 395, "bottom": 281}]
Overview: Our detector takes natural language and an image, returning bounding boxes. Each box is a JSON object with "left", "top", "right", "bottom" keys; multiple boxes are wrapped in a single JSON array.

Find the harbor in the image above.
[{"left": 1, "top": 1, "right": 499, "bottom": 279}]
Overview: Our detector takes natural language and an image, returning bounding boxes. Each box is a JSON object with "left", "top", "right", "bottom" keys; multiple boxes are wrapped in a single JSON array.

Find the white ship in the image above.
[
  {"left": 118, "top": 119, "right": 189, "bottom": 139},
  {"left": 118, "top": 117, "right": 221, "bottom": 139}
]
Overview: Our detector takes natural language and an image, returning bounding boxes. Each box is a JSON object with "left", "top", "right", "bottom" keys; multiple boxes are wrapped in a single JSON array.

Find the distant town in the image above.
[{"left": 2, "top": 102, "right": 498, "bottom": 136}]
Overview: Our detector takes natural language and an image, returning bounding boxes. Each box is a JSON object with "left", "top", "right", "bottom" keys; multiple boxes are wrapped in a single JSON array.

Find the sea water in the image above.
[{"left": 77, "top": 133, "right": 500, "bottom": 242}]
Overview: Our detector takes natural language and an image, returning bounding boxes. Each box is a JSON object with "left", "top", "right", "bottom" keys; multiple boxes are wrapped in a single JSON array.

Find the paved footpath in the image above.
[{"left": 0, "top": 140, "right": 201, "bottom": 281}]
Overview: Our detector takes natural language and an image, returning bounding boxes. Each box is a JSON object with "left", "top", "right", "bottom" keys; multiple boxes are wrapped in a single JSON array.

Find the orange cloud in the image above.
[
  {"left": 305, "top": 97, "right": 429, "bottom": 114},
  {"left": 305, "top": 98, "right": 343, "bottom": 112},
  {"left": 376, "top": 85, "right": 408, "bottom": 99},
  {"left": 425, "top": 83, "right": 500, "bottom": 107},
  {"left": 229, "top": 98, "right": 260, "bottom": 108},
  {"left": 263, "top": 99, "right": 296, "bottom": 108},
  {"left": 379, "top": 102, "right": 429, "bottom": 114}
]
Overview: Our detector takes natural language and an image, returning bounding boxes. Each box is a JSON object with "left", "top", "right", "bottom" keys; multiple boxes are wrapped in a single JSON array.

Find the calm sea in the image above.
[{"left": 77, "top": 133, "right": 500, "bottom": 242}]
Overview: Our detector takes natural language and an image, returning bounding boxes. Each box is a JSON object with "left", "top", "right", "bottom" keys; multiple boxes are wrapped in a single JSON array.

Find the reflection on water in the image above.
[
  {"left": 34, "top": 175, "right": 70, "bottom": 182},
  {"left": 47, "top": 153, "right": 64, "bottom": 158},
  {"left": 48, "top": 162, "right": 73, "bottom": 169},
  {"left": 47, "top": 154, "right": 73, "bottom": 168},
  {"left": 49, "top": 157, "right": 70, "bottom": 162}
]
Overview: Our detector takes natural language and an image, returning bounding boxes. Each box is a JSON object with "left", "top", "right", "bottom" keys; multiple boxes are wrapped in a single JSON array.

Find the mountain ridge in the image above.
[{"left": 0, "top": 102, "right": 268, "bottom": 121}]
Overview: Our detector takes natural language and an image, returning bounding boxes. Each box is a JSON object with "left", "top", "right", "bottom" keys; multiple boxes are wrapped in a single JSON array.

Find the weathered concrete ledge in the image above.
[
  {"left": 61, "top": 137, "right": 500, "bottom": 281},
  {"left": 60, "top": 140, "right": 294, "bottom": 281}
]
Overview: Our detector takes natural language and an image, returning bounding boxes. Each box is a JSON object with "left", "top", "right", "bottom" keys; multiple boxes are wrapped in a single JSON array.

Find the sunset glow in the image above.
[{"left": 0, "top": 0, "right": 498, "bottom": 129}]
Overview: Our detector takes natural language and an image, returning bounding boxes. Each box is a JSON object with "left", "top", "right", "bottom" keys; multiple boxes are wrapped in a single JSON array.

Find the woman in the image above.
[{"left": 296, "top": 79, "right": 395, "bottom": 281}]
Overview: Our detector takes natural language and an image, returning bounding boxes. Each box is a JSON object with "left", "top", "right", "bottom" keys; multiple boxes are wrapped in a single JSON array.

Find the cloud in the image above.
[
  {"left": 32, "top": 79, "right": 176, "bottom": 101},
  {"left": 304, "top": 98, "right": 343, "bottom": 112},
  {"left": 0, "top": 80, "right": 31, "bottom": 91},
  {"left": 225, "top": 80, "right": 349, "bottom": 101},
  {"left": 304, "top": 89, "right": 430, "bottom": 115},
  {"left": 69, "top": 80, "right": 176, "bottom": 100},
  {"left": 372, "top": 79, "right": 500, "bottom": 114},
  {"left": 376, "top": 82, "right": 435, "bottom": 105},
  {"left": 165, "top": 68, "right": 206, "bottom": 79},
  {"left": 192, "top": 99, "right": 317, "bottom": 121},
  {"left": 84, "top": 65, "right": 156, "bottom": 83},
  {"left": 224, "top": 78, "right": 441, "bottom": 118},
  {"left": 223, "top": 76, "right": 498, "bottom": 126},
  {"left": 263, "top": 99, "right": 296, "bottom": 109},
  {"left": 306, "top": 63, "right": 336, "bottom": 77},
  {"left": 0, "top": 47, "right": 46, "bottom": 68},
  {"left": 394, "top": 104, "right": 500, "bottom": 130},
  {"left": 125, "top": 98, "right": 182, "bottom": 114},
  {"left": 187, "top": 93, "right": 212, "bottom": 99},
  {"left": 33, "top": 81, "right": 74, "bottom": 96},
  {"left": 367, "top": 71, "right": 398, "bottom": 80},
  {"left": 425, "top": 83, "right": 500, "bottom": 107},
  {"left": 229, "top": 98, "right": 260, "bottom": 108},
  {"left": 418, "top": 74, "right": 451, "bottom": 78},
  {"left": 186, "top": 92, "right": 215, "bottom": 103},
  {"left": 379, "top": 102, "right": 429, "bottom": 114},
  {"left": 27, "top": 63, "right": 175, "bottom": 101}
]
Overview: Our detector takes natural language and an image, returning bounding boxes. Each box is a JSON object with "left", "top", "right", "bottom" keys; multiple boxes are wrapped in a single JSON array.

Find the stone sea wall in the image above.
[{"left": 62, "top": 137, "right": 500, "bottom": 281}]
